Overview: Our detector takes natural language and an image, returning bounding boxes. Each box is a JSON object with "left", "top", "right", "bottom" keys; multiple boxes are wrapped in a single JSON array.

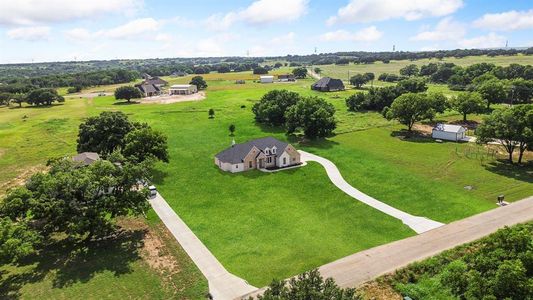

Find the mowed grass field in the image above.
[
  {"left": 318, "top": 54, "right": 533, "bottom": 80},
  {"left": 0, "top": 56, "right": 532, "bottom": 288}
]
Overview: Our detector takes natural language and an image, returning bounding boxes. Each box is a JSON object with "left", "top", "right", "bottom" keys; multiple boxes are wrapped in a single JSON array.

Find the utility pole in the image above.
[
  {"left": 314, "top": 47, "right": 317, "bottom": 54},
  {"left": 393, "top": 45, "right": 395, "bottom": 52}
]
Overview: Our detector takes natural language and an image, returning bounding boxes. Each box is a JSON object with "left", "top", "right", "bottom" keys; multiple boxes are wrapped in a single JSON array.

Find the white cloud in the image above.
[
  {"left": 271, "top": 32, "right": 296, "bottom": 44},
  {"left": 205, "top": 0, "right": 308, "bottom": 30},
  {"left": 7, "top": 26, "right": 50, "bottom": 41},
  {"left": 410, "top": 17, "right": 466, "bottom": 41},
  {"left": 327, "top": 0, "right": 463, "bottom": 25},
  {"left": 473, "top": 10, "right": 533, "bottom": 31},
  {"left": 64, "top": 18, "right": 163, "bottom": 41},
  {"left": 0, "top": 0, "right": 142, "bottom": 25},
  {"left": 319, "top": 26, "right": 383, "bottom": 42},
  {"left": 458, "top": 33, "right": 506, "bottom": 49}
]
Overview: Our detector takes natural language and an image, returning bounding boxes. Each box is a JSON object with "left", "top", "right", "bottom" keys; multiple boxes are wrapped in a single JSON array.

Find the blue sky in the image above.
[{"left": 0, "top": 0, "right": 532, "bottom": 63}]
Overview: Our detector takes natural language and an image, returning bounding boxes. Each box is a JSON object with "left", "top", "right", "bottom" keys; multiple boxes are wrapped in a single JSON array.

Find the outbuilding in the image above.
[
  {"left": 260, "top": 75, "right": 274, "bottom": 83},
  {"left": 432, "top": 124, "right": 467, "bottom": 141},
  {"left": 311, "top": 77, "right": 345, "bottom": 92},
  {"left": 169, "top": 84, "right": 198, "bottom": 95}
]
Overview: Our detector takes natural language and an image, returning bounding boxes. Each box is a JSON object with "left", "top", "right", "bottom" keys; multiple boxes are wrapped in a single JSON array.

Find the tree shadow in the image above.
[
  {"left": 287, "top": 134, "right": 340, "bottom": 149},
  {"left": 483, "top": 159, "right": 533, "bottom": 183},
  {"left": 254, "top": 122, "right": 286, "bottom": 134},
  {"left": 390, "top": 130, "right": 435, "bottom": 143},
  {"left": 0, "top": 228, "right": 146, "bottom": 299},
  {"left": 8, "top": 104, "right": 64, "bottom": 110},
  {"left": 113, "top": 101, "right": 140, "bottom": 105},
  {"left": 151, "top": 168, "right": 168, "bottom": 185}
]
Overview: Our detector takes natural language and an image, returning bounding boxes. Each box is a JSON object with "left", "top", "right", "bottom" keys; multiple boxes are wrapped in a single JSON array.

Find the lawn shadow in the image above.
[
  {"left": 254, "top": 122, "right": 286, "bottom": 134},
  {"left": 293, "top": 136, "right": 340, "bottom": 150},
  {"left": 151, "top": 168, "right": 169, "bottom": 185},
  {"left": 8, "top": 103, "right": 64, "bottom": 110},
  {"left": 0, "top": 228, "right": 146, "bottom": 299},
  {"left": 390, "top": 130, "right": 435, "bottom": 143},
  {"left": 113, "top": 101, "right": 141, "bottom": 105},
  {"left": 484, "top": 159, "right": 533, "bottom": 183}
]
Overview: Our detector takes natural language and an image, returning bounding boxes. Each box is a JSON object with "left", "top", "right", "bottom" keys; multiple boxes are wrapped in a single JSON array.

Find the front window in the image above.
[{"left": 283, "top": 157, "right": 286, "bottom": 164}]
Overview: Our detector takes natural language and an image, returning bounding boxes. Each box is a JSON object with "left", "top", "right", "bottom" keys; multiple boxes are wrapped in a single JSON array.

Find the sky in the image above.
[{"left": 0, "top": 0, "right": 532, "bottom": 63}]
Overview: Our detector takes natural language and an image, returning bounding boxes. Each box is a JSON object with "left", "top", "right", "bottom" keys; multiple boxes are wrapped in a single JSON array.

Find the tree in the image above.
[
  {"left": 314, "top": 67, "right": 322, "bottom": 75},
  {"left": 77, "top": 111, "right": 135, "bottom": 155},
  {"left": 364, "top": 72, "right": 375, "bottom": 85},
  {"left": 114, "top": 86, "right": 142, "bottom": 102},
  {"left": 1, "top": 158, "right": 151, "bottom": 241},
  {"left": 228, "top": 124, "right": 236, "bottom": 136},
  {"left": 0, "top": 217, "right": 40, "bottom": 264},
  {"left": 349, "top": 74, "right": 369, "bottom": 88},
  {"left": 190, "top": 76, "right": 208, "bottom": 90},
  {"left": 476, "top": 79, "right": 507, "bottom": 109},
  {"left": 208, "top": 108, "right": 215, "bottom": 119},
  {"left": 253, "top": 66, "right": 268, "bottom": 75},
  {"left": 123, "top": 127, "right": 169, "bottom": 163},
  {"left": 255, "top": 269, "right": 358, "bottom": 300},
  {"left": 386, "top": 93, "right": 434, "bottom": 131},
  {"left": 252, "top": 90, "right": 301, "bottom": 126},
  {"left": 493, "top": 260, "right": 530, "bottom": 300},
  {"left": 292, "top": 67, "right": 308, "bottom": 79},
  {"left": 26, "top": 88, "right": 64, "bottom": 106},
  {"left": 285, "top": 96, "right": 336, "bottom": 138},
  {"left": 477, "top": 105, "right": 533, "bottom": 163},
  {"left": 449, "top": 92, "right": 486, "bottom": 122},
  {"left": 397, "top": 78, "right": 428, "bottom": 93},
  {"left": 509, "top": 78, "right": 533, "bottom": 104},
  {"left": 419, "top": 63, "right": 438, "bottom": 76},
  {"left": 400, "top": 64, "right": 419, "bottom": 77},
  {"left": 345, "top": 93, "right": 366, "bottom": 112},
  {"left": 427, "top": 91, "right": 448, "bottom": 116}
]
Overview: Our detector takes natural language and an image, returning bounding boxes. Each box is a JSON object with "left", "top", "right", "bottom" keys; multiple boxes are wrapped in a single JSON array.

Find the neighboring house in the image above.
[
  {"left": 136, "top": 83, "right": 162, "bottom": 97},
  {"left": 169, "top": 84, "right": 198, "bottom": 95},
  {"left": 72, "top": 152, "right": 100, "bottom": 166},
  {"left": 311, "top": 77, "right": 345, "bottom": 92},
  {"left": 432, "top": 124, "right": 467, "bottom": 141},
  {"left": 215, "top": 137, "right": 301, "bottom": 173},
  {"left": 142, "top": 73, "right": 153, "bottom": 80},
  {"left": 144, "top": 77, "right": 168, "bottom": 88},
  {"left": 170, "top": 71, "right": 187, "bottom": 77},
  {"left": 260, "top": 75, "right": 274, "bottom": 83},
  {"left": 278, "top": 74, "right": 296, "bottom": 82}
]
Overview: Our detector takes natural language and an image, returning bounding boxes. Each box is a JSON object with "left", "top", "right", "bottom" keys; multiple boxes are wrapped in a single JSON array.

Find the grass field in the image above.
[
  {"left": 318, "top": 54, "right": 533, "bottom": 81},
  {"left": 1, "top": 56, "right": 531, "bottom": 289}
]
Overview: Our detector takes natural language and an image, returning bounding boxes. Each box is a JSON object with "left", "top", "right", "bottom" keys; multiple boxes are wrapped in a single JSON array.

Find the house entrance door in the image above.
[{"left": 258, "top": 159, "right": 265, "bottom": 169}]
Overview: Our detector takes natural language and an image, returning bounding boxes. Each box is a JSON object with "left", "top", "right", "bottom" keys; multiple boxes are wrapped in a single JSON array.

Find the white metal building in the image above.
[
  {"left": 169, "top": 84, "right": 198, "bottom": 95},
  {"left": 260, "top": 76, "right": 274, "bottom": 83},
  {"left": 432, "top": 124, "right": 467, "bottom": 141}
]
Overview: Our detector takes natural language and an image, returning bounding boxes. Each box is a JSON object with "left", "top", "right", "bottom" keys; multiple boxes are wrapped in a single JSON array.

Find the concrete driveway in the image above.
[{"left": 298, "top": 150, "right": 444, "bottom": 234}]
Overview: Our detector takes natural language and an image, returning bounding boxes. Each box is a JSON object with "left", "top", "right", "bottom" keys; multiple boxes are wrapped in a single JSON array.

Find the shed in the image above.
[
  {"left": 260, "top": 76, "right": 274, "bottom": 83},
  {"left": 311, "top": 77, "right": 345, "bottom": 92},
  {"left": 432, "top": 124, "right": 467, "bottom": 141},
  {"left": 169, "top": 84, "right": 198, "bottom": 95},
  {"left": 278, "top": 74, "right": 295, "bottom": 82}
]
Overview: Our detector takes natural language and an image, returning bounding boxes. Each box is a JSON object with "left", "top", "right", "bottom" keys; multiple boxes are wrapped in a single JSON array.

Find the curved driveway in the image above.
[{"left": 299, "top": 150, "right": 444, "bottom": 234}]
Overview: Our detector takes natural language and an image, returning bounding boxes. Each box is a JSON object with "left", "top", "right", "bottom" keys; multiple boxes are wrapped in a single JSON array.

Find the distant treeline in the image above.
[{"left": 1, "top": 48, "right": 532, "bottom": 81}]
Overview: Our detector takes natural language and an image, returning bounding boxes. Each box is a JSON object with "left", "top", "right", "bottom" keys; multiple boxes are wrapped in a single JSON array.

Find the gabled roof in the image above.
[
  {"left": 136, "top": 83, "right": 160, "bottom": 94},
  {"left": 433, "top": 123, "right": 466, "bottom": 133},
  {"left": 311, "top": 77, "right": 344, "bottom": 89},
  {"left": 215, "top": 137, "right": 289, "bottom": 164},
  {"left": 73, "top": 152, "right": 100, "bottom": 166},
  {"left": 145, "top": 77, "right": 168, "bottom": 85}
]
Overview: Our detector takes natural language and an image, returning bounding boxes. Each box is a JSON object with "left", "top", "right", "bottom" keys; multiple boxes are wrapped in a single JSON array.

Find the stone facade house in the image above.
[{"left": 214, "top": 137, "right": 301, "bottom": 173}]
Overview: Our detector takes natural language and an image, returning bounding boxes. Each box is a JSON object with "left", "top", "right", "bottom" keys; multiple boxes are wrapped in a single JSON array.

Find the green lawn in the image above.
[{"left": 1, "top": 62, "right": 531, "bottom": 289}]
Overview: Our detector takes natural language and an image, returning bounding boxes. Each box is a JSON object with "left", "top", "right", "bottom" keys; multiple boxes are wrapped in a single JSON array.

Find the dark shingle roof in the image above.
[
  {"left": 215, "top": 137, "right": 289, "bottom": 164},
  {"left": 311, "top": 77, "right": 345, "bottom": 90},
  {"left": 73, "top": 152, "right": 100, "bottom": 166},
  {"left": 136, "top": 83, "right": 160, "bottom": 94},
  {"left": 145, "top": 77, "right": 168, "bottom": 85}
]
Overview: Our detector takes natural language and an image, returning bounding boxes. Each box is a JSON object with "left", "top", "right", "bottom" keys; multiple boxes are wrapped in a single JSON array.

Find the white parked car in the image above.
[{"left": 148, "top": 185, "right": 157, "bottom": 197}]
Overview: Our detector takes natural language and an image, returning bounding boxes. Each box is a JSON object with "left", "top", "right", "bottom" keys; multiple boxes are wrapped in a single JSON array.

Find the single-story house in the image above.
[
  {"left": 260, "top": 75, "right": 274, "bottom": 83},
  {"left": 136, "top": 83, "right": 162, "bottom": 97},
  {"left": 278, "top": 74, "right": 296, "bottom": 82},
  {"left": 73, "top": 152, "right": 100, "bottom": 166},
  {"left": 215, "top": 137, "right": 301, "bottom": 173},
  {"left": 144, "top": 77, "right": 168, "bottom": 88},
  {"left": 169, "top": 84, "right": 198, "bottom": 95},
  {"left": 432, "top": 124, "right": 467, "bottom": 141},
  {"left": 311, "top": 77, "right": 345, "bottom": 92}
]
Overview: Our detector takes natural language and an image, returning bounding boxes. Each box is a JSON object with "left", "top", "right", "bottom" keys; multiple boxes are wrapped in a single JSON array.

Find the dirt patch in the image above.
[
  {"left": 0, "top": 165, "right": 48, "bottom": 196},
  {"left": 359, "top": 281, "right": 402, "bottom": 300},
  {"left": 139, "top": 91, "right": 206, "bottom": 105},
  {"left": 412, "top": 123, "right": 434, "bottom": 135}
]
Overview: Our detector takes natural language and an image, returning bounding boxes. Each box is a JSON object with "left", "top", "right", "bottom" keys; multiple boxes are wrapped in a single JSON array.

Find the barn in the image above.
[
  {"left": 311, "top": 77, "right": 345, "bottom": 92},
  {"left": 432, "top": 124, "right": 467, "bottom": 141}
]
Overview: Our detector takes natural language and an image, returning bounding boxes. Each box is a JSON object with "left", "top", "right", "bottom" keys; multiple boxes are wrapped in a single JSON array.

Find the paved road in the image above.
[
  {"left": 241, "top": 196, "right": 533, "bottom": 299},
  {"left": 299, "top": 150, "right": 444, "bottom": 233},
  {"left": 149, "top": 194, "right": 257, "bottom": 299}
]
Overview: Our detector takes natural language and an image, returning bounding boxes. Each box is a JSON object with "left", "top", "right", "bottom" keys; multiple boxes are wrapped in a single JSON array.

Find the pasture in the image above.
[{"left": 0, "top": 57, "right": 531, "bottom": 288}]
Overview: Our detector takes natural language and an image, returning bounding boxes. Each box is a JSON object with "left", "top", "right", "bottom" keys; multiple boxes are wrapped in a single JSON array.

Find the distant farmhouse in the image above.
[
  {"left": 311, "top": 77, "right": 345, "bottom": 92},
  {"left": 169, "top": 84, "right": 198, "bottom": 95},
  {"left": 136, "top": 83, "right": 162, "bottom": 97},
  {"left": 144, "top": 77, "right": 168, "bottom": 88},
  {"left": 72, "top": 152, "right": 100, "bottom": 166},
  {"left": 278, "top": 74, "right": 296, "bottom": 82},
  {"left": 215, "top": 137, "right": 301, "bottom": 173},
  {"left": 260, "top": 75, "right": 274, "bottom": 83},
  {"left": 432, "top": 124, "right": 467, "bottom": 141}
]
